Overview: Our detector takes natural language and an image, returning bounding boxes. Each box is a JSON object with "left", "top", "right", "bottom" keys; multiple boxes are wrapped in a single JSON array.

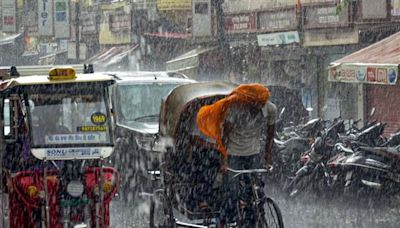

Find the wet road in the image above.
[{"left": 109, "top": 184, "right": 400, "bottom": 228}]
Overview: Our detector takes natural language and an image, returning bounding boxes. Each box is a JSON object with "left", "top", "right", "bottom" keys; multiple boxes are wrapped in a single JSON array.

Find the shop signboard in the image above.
[
  {"left": 329, "top": 63, "right": 398, "bottom": 85},
  {"left": 222, "top": 0, "right": 296, "bottom": 14},
  {"left": 224, "top": 13, "right": 257, "bottom": 33},
  {"left": 2, "top": 0, "right": 17, "bottom": 32},
  {"left": 157, "top": 0, "right": 191, "bottom": 11},
  {"left": 81, "top": 12, "right": 97, "bottom": 35},
  {"left": 301, "top": 0, "right": 335, "bottom": 4},
  {"left": 26, "top": 25, "right": 39, "bottom": 37},
  {"left": 361, "top": 0, "right": 387, "bottom": 19},
  {"left": 109, "top": 12, "right": 130, "bottom": 32},
  {"left": 54, "top": 0, "right": 70, "bottom": 38},
  {"left": 392, "top": 0, "right": 400, "bottom": 17},
  {"left": 38, "top": 0, "right": 54, "bottom": 36},
  {"left": 303, "top": 28, "right": 358, "bottom": 46},
  {"left": 257, "top": 31, "right": 300, "bottom": 46},
  {"left": 99, "top": 11, "right": 131, "bottom": 44},
  {"left": 305, "top": 4, "right": 349, "bottom": 28},
  {"left": 258, "top": 8, "right": 297, "bottom": 31}
]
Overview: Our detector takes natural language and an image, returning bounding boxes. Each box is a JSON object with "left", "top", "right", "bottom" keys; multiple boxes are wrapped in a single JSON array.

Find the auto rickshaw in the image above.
[
  {"left": 152, "top": 81, "right": 284, "bottom": 227},
  {"left": 0, "top": 65, "right": 119, "bottom": 228}
]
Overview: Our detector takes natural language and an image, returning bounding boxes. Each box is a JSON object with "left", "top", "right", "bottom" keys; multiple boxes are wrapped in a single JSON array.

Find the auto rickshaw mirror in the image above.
[{"left": 3, "top": 99, "right": 10, "bottom": 136}]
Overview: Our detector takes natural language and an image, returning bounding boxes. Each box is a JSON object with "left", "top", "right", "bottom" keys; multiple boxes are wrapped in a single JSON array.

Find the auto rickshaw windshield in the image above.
[{"left": 27, "top": 85, "right": 112, "bottom": 147}]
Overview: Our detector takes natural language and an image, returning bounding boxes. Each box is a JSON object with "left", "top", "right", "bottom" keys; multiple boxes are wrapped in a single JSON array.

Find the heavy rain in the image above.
[{"left": 1, "top": 0, "right": 400, "bottom": 228}]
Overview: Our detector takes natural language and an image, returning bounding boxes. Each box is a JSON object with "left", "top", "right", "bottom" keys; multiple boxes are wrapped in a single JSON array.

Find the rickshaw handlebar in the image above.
[{"left": 227, "top": 167, "right": 270, "bottom": 177}]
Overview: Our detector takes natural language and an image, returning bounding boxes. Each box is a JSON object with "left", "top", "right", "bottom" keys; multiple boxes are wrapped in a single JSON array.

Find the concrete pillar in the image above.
[{"left": 357, "top": 83, "right": 365, "bottom": 128}]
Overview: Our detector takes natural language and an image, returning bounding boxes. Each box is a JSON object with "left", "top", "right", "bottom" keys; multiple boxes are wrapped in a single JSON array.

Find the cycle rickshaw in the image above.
[{"left": 151, "top": 81, "right": 284, "bottom": 228}]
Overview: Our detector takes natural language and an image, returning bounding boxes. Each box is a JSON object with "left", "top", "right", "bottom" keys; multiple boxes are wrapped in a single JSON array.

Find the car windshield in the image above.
[
  {"left": 28, "top": 90, "right": 111, "bottom": 147},
  {"left": 117, "top": 83, "right": 182, "bottom": 123}
]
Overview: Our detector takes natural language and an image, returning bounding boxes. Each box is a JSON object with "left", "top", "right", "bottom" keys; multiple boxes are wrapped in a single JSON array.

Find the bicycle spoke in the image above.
[{"left": 265, "top": 201, "right": 279, "bottom": 227}]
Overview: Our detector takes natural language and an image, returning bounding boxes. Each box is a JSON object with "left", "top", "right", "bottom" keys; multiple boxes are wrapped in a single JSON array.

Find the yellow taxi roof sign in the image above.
[{"left": 48, "top": 67, "right": 76, "bottom": 80}]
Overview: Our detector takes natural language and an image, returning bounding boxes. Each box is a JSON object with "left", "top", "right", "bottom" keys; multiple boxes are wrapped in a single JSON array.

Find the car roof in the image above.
[{"left": 102, "top": 71, "right": 196, "bottom": 84}]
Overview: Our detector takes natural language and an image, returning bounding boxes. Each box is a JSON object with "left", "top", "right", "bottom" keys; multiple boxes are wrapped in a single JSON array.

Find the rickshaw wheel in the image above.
[
  {"left": 258, "top": 197, "right": 284, "bottom": 228},
  {"left": 158, "top": 180, "right": 177, "bottom": 228}
]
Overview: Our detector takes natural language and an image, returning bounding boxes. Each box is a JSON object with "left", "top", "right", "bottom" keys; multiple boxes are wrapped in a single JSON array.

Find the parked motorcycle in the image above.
[
  {"left": 328, "top": 145, "right": 400, "bottom": 204},
  {"left": 284, "top": 118, "right": 346, "bottom": 198}
]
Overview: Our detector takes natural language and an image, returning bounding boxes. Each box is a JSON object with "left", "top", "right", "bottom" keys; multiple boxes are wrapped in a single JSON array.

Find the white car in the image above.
[{"left": 107, "top": 71, "right": 195, "bottom": 200}]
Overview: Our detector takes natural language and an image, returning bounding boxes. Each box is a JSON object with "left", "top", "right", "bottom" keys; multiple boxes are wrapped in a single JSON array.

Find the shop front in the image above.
[{"left": 329, "top": 31, "right": 400, "bottom": 135}]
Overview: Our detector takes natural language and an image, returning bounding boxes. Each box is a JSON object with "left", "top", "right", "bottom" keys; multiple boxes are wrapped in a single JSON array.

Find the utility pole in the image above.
[
  {"left": 74, "top": 0, "right": 81, "bottom": 63},
  {"left": 214, "top": 0, "right": 231, "bottom": 80}
]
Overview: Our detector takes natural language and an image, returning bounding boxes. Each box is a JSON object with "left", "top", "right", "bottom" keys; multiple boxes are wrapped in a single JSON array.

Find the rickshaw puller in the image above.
[{"left": 197, "top": 83, "right": 277, "bottom": 225}]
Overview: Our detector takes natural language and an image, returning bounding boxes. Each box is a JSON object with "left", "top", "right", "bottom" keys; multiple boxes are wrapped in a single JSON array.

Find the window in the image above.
[{"left": 195, "top": 3, "right": 208, "bottom": 14}]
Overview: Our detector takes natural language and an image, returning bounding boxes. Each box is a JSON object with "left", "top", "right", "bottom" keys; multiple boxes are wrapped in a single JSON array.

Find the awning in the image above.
[
  {"left": 143, "top": 32, "right": 191, "bottom": 39},
  {"left": 38, "top": 51, "right": 68, "bottom": 65},
  {"left": 166, "top": 46, "right": 217, "bottom": 72},
  {"left": 86, "top": 44, "right": 139, "bottom": 70},
  {"left": 328, "top": 32, "right": 400, "bottom": 85},
  {"left": 0, "top": 33, "right": 23, "bottom": 46}
]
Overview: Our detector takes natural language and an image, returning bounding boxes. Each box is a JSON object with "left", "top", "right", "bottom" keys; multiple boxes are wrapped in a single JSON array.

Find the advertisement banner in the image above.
[
  {"left": 54, "top": 0, "right": 70, "bottom": 38},
  {"left": 38, "top": 0, "right": 54, "bottom": 36},
  {"left": 329, "top": 63, "right": 398, "bottom": 85},
  {"left": 259, "top": 8, "right": 297, "bottom": 31},
  {"left": 392, "top": 0, "right": 400, "bottom": 16},
  {"left": 2, "top": 0, "right": 17, "bottom": 32},
  {"left": 257, "top": 31, "right": 300, "bottom": 46},
  {"left": 224, "top": 13, "right": 257, "bottom": 33}
]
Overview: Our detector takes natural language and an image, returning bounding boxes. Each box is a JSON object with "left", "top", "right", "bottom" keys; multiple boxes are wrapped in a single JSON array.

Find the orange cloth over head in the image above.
[{"left": 196, "top": 83, "right": 270, "bottom": 158}]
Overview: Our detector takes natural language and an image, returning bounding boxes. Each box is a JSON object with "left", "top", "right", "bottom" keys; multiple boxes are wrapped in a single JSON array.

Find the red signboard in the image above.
[
  {"left": 224, "top": 13, "right": 257, "bottom": 32},
  {"left": 3, "top": 16, "right": 15, "bottom": 25}
]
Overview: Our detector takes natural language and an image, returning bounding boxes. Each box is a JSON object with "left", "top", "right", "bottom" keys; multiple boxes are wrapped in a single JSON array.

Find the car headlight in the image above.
[{"left": 67, "top": 180, "right": 84, "bottom": 197}]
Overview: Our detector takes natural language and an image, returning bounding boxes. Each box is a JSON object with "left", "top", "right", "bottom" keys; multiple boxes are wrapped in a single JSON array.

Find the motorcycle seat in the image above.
[{"left": 360, "top": 146, "right": 400, "bottom": 160}]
